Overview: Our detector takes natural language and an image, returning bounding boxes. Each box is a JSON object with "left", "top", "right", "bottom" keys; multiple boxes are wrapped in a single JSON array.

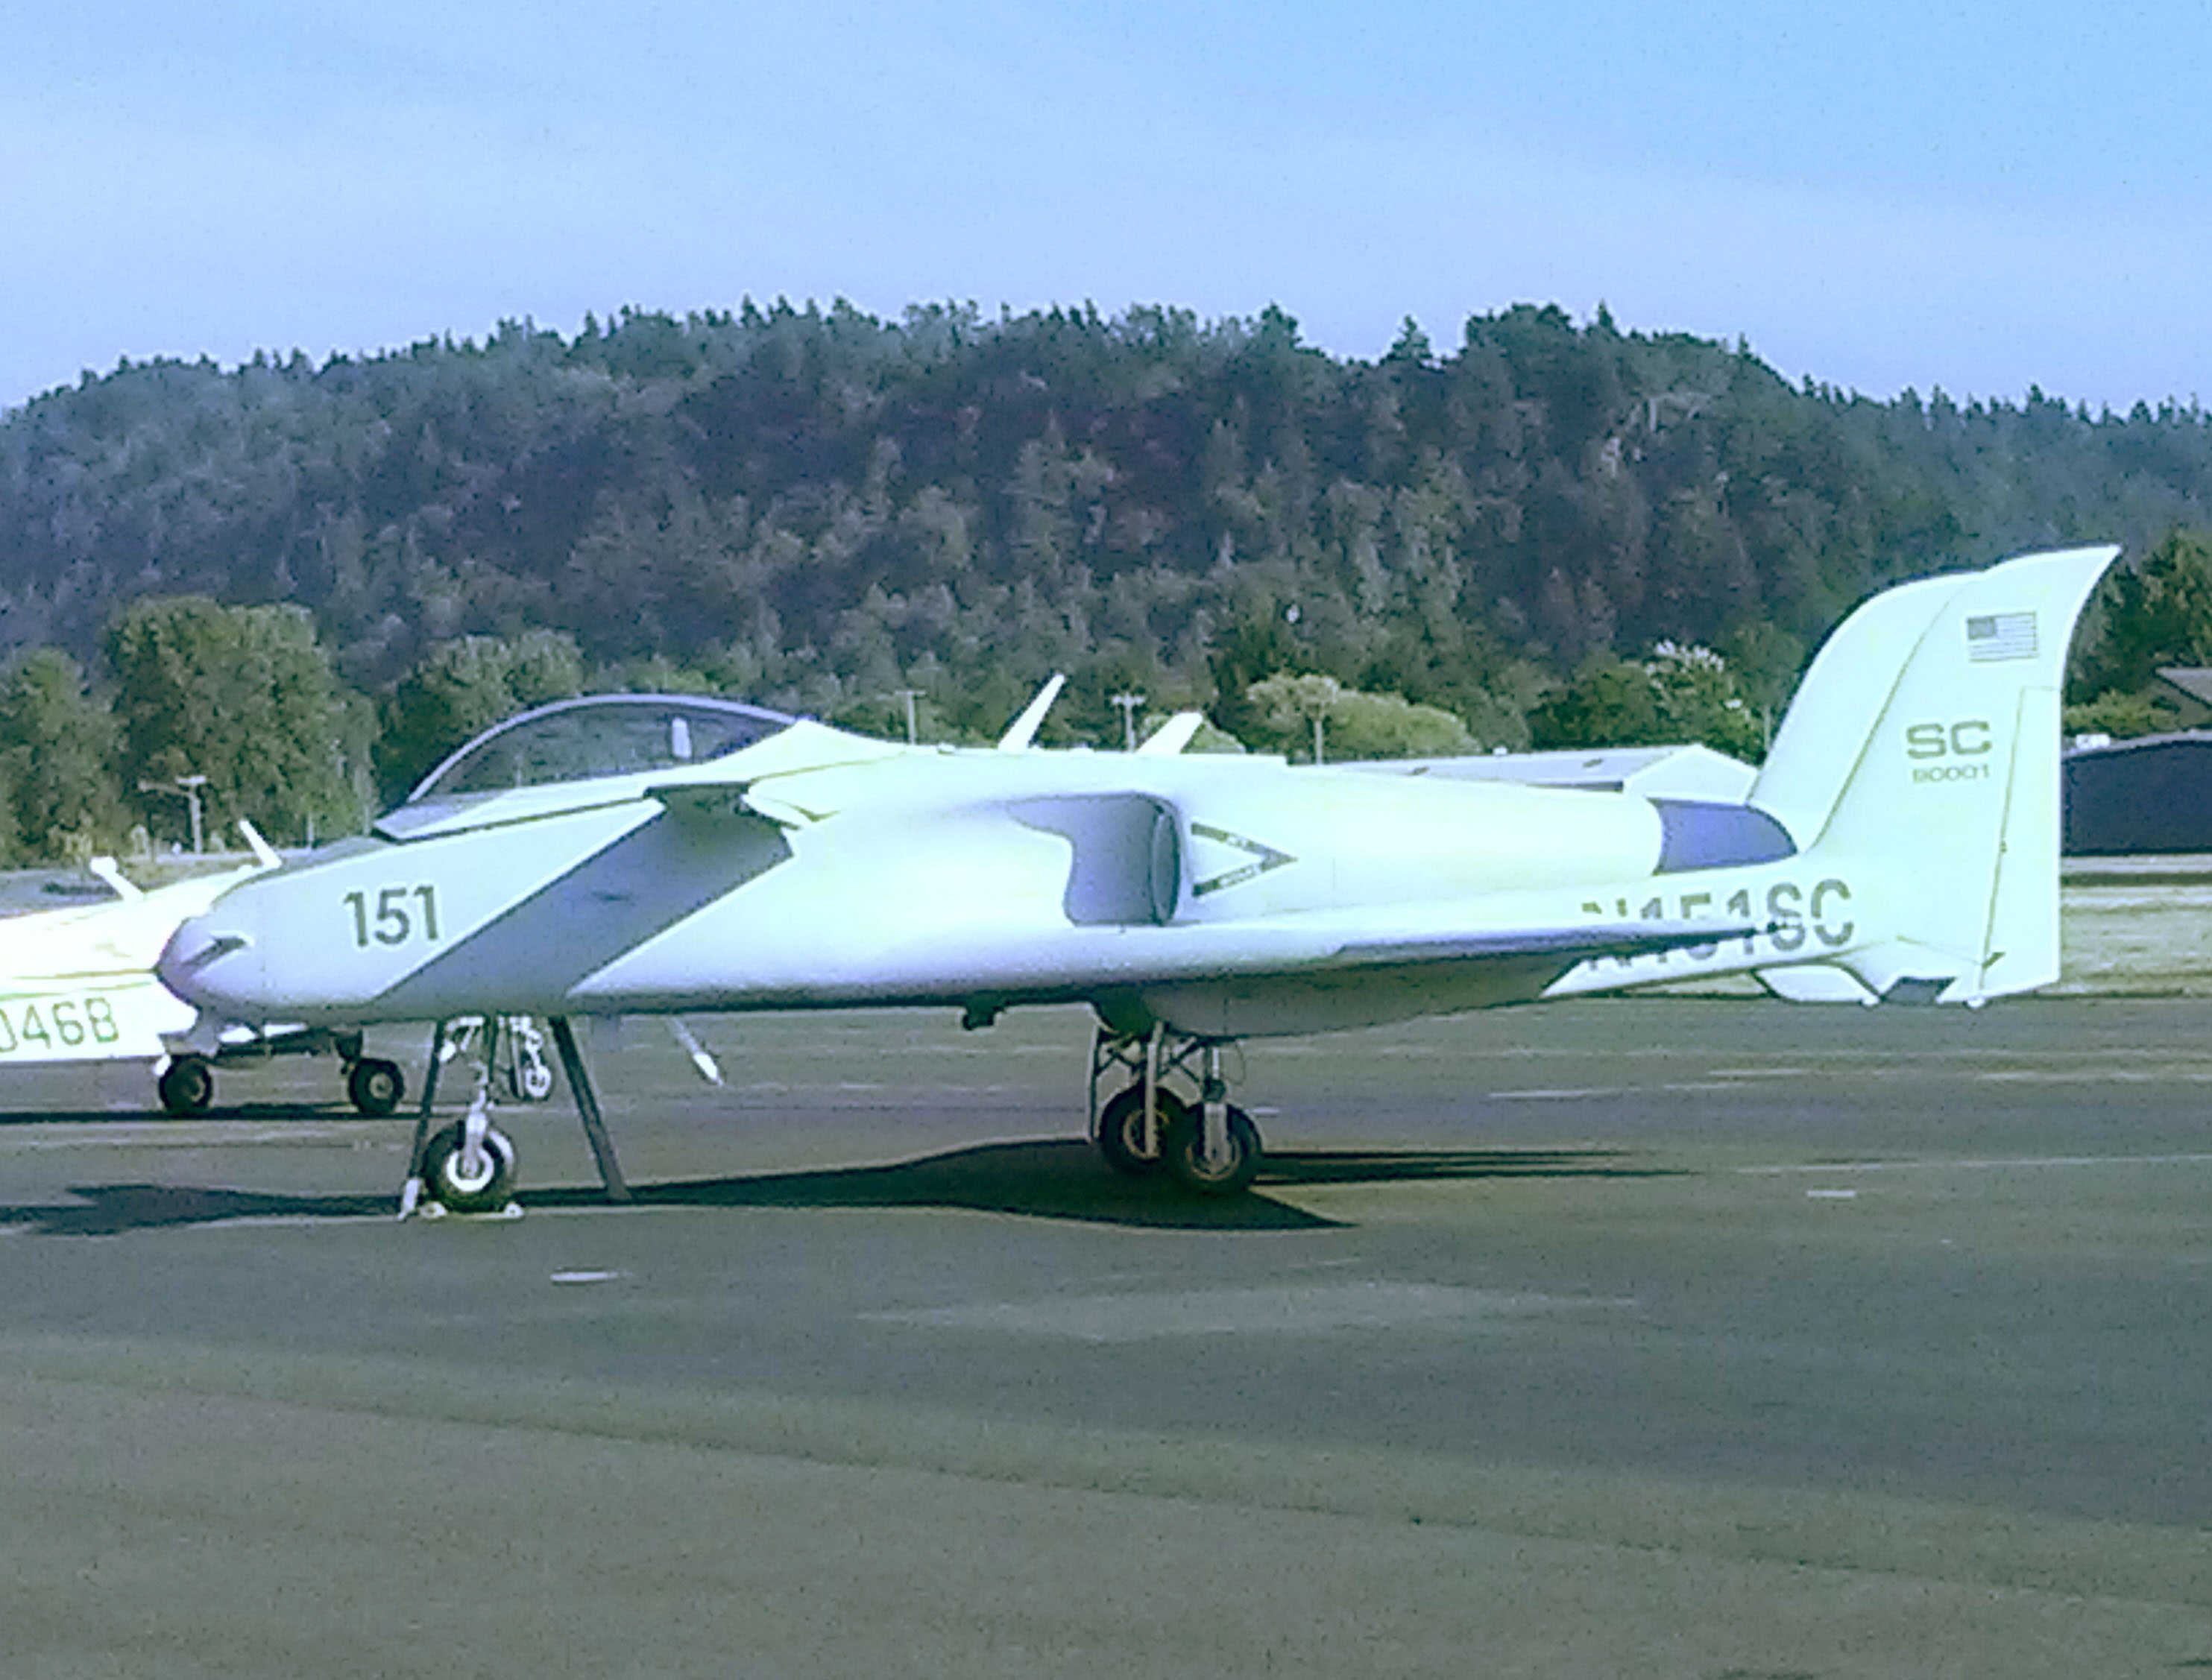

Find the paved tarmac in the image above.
[{"left": 1, "top": 997, "right": 2209, "bottom": 1679}]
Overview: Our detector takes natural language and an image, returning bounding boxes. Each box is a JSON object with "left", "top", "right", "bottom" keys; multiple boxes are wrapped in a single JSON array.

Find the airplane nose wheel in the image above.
[
  {"left": 400, "top": 1023, "right": 523, "bottom": 1218},
  {"left": 399, "top": 1015, "right": 627, "bottom": 1219},
  {"left": 418, "top": 1121, "right": 517, "bottom": 1214}
]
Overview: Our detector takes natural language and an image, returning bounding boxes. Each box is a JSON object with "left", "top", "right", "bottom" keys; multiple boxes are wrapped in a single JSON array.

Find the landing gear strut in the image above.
[
  {"left": 1088, "top": 1024, "right": 1262, "bottom": 1196},
  {"left": 400, "top": 1014, "right": 628, "bottom": 1218},
  {"left": 549, "top": 1016, "right": 629, "bottom": 1202}
]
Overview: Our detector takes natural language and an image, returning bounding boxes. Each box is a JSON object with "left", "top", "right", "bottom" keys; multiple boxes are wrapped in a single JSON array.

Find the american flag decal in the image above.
[{"left": 1965, "top": 610, "right": 2037, "bottom": 662}]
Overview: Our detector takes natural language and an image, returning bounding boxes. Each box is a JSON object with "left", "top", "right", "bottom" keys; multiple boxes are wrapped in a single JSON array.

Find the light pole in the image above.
[
  {"left": 139, "top": 774, "right": 209, "bottom": 855},
  {"left": 1110, "top": 692, "right": 1145, "bottom": 751},
  {"left": 892, "top": 689, "right": 921, "bottom": 745},
  {"left": 1285, "top": 675, "right": 1339, "bottom": 766}
]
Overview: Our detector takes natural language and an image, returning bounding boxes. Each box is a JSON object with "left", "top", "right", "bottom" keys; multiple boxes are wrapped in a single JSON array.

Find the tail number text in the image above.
[
  {"left": 1586, "top": 878, "right": 1854, "bottom": 964},
  {"left": 0, "top": 997, "right": 122, "bottom": 1057}
]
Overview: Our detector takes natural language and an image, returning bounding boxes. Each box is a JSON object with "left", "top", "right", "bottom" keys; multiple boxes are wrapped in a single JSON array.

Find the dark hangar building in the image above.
[{"left": 2063, "top": 669, "right": 2212, "bottom": 855}]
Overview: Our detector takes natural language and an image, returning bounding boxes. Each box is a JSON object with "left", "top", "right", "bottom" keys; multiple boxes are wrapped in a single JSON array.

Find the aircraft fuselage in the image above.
[{"left": 160, "top": 724, "right": 1815, "bottom": 1039}]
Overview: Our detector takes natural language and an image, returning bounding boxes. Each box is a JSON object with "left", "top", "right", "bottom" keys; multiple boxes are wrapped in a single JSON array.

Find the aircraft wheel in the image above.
[
  {"left": 1095, "top": 1085, "right": 1185, "bottom": 1176},
  {"left": 347, "top": 1057, "right": 406, "bottom": 1117},
  {"left": 1162, "top": 1103, "right": 1262, "bottom": 1196},
  {"left": 157, "top": 1055, "right": 215, "bottom": 1117},
  {"left": 505, "top": 1058, "right": 555, "bottom": 1102},
  {"left": 419, "top": 1123, "right": 517, "bottom": 1214}
]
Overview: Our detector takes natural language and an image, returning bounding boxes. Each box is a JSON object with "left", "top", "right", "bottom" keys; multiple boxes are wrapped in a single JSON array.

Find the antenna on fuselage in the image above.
[
  {"left": 996, "top": 674, "right": 1066, "bottom": 751},
  {"left": 87, "top": 857, "right": 143, "bottom": 902},
  {"left": 237, "top": 819, "right": 280, "bottom": 869},
  {"left": 1135, "top": 713, "right": 1205, "bottom": 756}
]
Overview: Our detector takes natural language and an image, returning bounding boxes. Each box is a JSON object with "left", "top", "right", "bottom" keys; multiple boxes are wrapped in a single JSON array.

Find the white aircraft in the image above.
[
  {"left": 0, "top": 833, "right": 412, "bottom": 1116},
  {"left": 0, "top": 864, "right": 235, "bottom": 1073},
  {"left": 157, "top": 545, "right": 2119, "bottom": 1212}
]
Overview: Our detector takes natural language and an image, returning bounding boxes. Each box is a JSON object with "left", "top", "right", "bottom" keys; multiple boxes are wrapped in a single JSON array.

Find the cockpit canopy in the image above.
[{"left": 406, "top": 694, "right": 798, "bottom": 804}]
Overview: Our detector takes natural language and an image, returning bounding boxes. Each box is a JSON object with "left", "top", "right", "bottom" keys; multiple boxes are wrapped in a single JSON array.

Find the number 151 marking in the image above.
[{"left": 344, "top": 885, "right": 441, "bottom": 947}]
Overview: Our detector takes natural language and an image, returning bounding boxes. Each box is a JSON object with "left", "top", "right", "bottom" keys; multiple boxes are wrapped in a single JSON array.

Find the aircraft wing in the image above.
[
  {"left": 1321, "top": 916, "right": 1756, "bottom": 969},
  {"left": 1095, "top": 902, "right": 1768, "bottom": 986},
  {"left": 910, "top": 902, "right": 1769, "bottom": 1013},
  {"left": 907, "top": 904, "right": 1772, "bottom": 1041}
]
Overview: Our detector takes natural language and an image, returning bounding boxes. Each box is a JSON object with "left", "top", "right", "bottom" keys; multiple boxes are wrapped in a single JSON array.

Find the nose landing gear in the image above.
[
  {"left": 400, "top": 1014, "right": 628, "bottom": 1219},
  {"left": 400, "top": 1031, "right": 520, "bottom": 1219}
]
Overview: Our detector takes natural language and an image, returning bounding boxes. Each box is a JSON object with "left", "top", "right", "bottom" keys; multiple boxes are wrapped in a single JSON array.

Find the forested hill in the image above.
[{"left": 6, "top": 299, "right": 2212, "bottom": 755}]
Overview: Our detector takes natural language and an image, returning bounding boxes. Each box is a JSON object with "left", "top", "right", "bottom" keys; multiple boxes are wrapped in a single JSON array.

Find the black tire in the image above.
[
  {"left": 1095, "top": 1085, "right": 1186, "bottom": 1176},
  {"left": 157, "top": 1055, "right": 215, "bottom": 1117},
  {"left": 419, "top": 1123, "right": 517, "bottom": 1214},
  {"left": 1162, "top": 1102, "right": 1263, "bottom": 1196},
  {"left": 346, "top": 1057, "right": 406, "bottom": 1117}
]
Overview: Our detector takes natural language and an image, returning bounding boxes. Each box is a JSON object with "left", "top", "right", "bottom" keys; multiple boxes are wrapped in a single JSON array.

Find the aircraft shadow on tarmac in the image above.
[
  {"left": 0, "top": 1103, "right": 361, "bottom": 1127},
  {"left": 6, "top": 1139, "right": 1666, "bottom": 1237},
  {"left": 5, "top": 1184, "right": 395, "bottom": 1236}
]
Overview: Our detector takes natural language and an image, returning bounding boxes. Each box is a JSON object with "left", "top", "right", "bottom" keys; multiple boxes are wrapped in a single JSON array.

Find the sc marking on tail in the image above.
[{"left": 1907, "top": 719, "right": 1994, "bottom": 783}]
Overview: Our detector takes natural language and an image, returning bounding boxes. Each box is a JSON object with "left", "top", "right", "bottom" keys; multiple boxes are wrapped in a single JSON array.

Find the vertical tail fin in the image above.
[{"left": 1748, "top": 545, "right": 2119, "bottom": 1002}]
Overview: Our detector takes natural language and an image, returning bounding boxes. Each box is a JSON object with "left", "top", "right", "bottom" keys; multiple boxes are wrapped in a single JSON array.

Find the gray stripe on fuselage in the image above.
[{"left": 372, "top": 809, "right": 792, "bottom": 1014}]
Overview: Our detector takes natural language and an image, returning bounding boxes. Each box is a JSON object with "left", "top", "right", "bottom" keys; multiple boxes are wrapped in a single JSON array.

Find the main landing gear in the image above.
[
  {"left": 155, "top": 1030, "right": 409, "bottom": 1119},
  {"left": 385, "top": 1011, "right": 1267, "bottom": 1218},
  {"left": 1088, "top": 1025, "right": 1263, "bottom": 1196},
  {"left": 399, "top": 1014, "right": 630, "bottom": 1218}
]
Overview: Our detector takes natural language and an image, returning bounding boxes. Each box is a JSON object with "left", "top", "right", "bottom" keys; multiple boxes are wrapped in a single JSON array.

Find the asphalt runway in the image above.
[{"left": 2, "top": 997, "right": 2209, "bottom": 1679}]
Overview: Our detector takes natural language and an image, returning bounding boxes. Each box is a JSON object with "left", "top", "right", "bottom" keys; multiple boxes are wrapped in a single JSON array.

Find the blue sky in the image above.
[{"left": 4, "top": 0, "right": 2208, "bottom": 413}]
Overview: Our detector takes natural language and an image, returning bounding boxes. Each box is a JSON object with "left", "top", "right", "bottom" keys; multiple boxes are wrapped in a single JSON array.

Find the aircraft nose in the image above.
[{"left": 157, "top": 915, "right": 256, "bottom": 1009}]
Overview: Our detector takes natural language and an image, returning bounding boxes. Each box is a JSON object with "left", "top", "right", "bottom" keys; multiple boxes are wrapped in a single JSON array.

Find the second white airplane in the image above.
[{"left": 157, "top": 546, "right": 2119, "bottom": 1208}]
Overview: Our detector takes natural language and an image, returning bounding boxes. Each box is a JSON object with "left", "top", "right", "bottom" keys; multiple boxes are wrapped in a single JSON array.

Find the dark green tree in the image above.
[
  {"left": 1527, "top": 660, "right": 1663, "bottom": 750},
  {"left": 7, "top": 296, "right": 2212, "bottom": 791},
  {"left": 1241, "top": 673, "right": 1480, "bottom": 762},
  {"left": 0, "top": 768, "right": 16, "bottom": 864},
  {"left": 108, "top": 599, "right": 359, "bottom": 848},
  {"left": 0, "top": 648, "right": 126, "bottom": 860},
  {"left": 1528, "top": 641, "right": 1763, "bottom": 760},
  {"left": 377, "top": 631, "right": 585, "bottom": 803},
  {"left": 2074, "top": 531, "right": 2212, "bottom": 700}
]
